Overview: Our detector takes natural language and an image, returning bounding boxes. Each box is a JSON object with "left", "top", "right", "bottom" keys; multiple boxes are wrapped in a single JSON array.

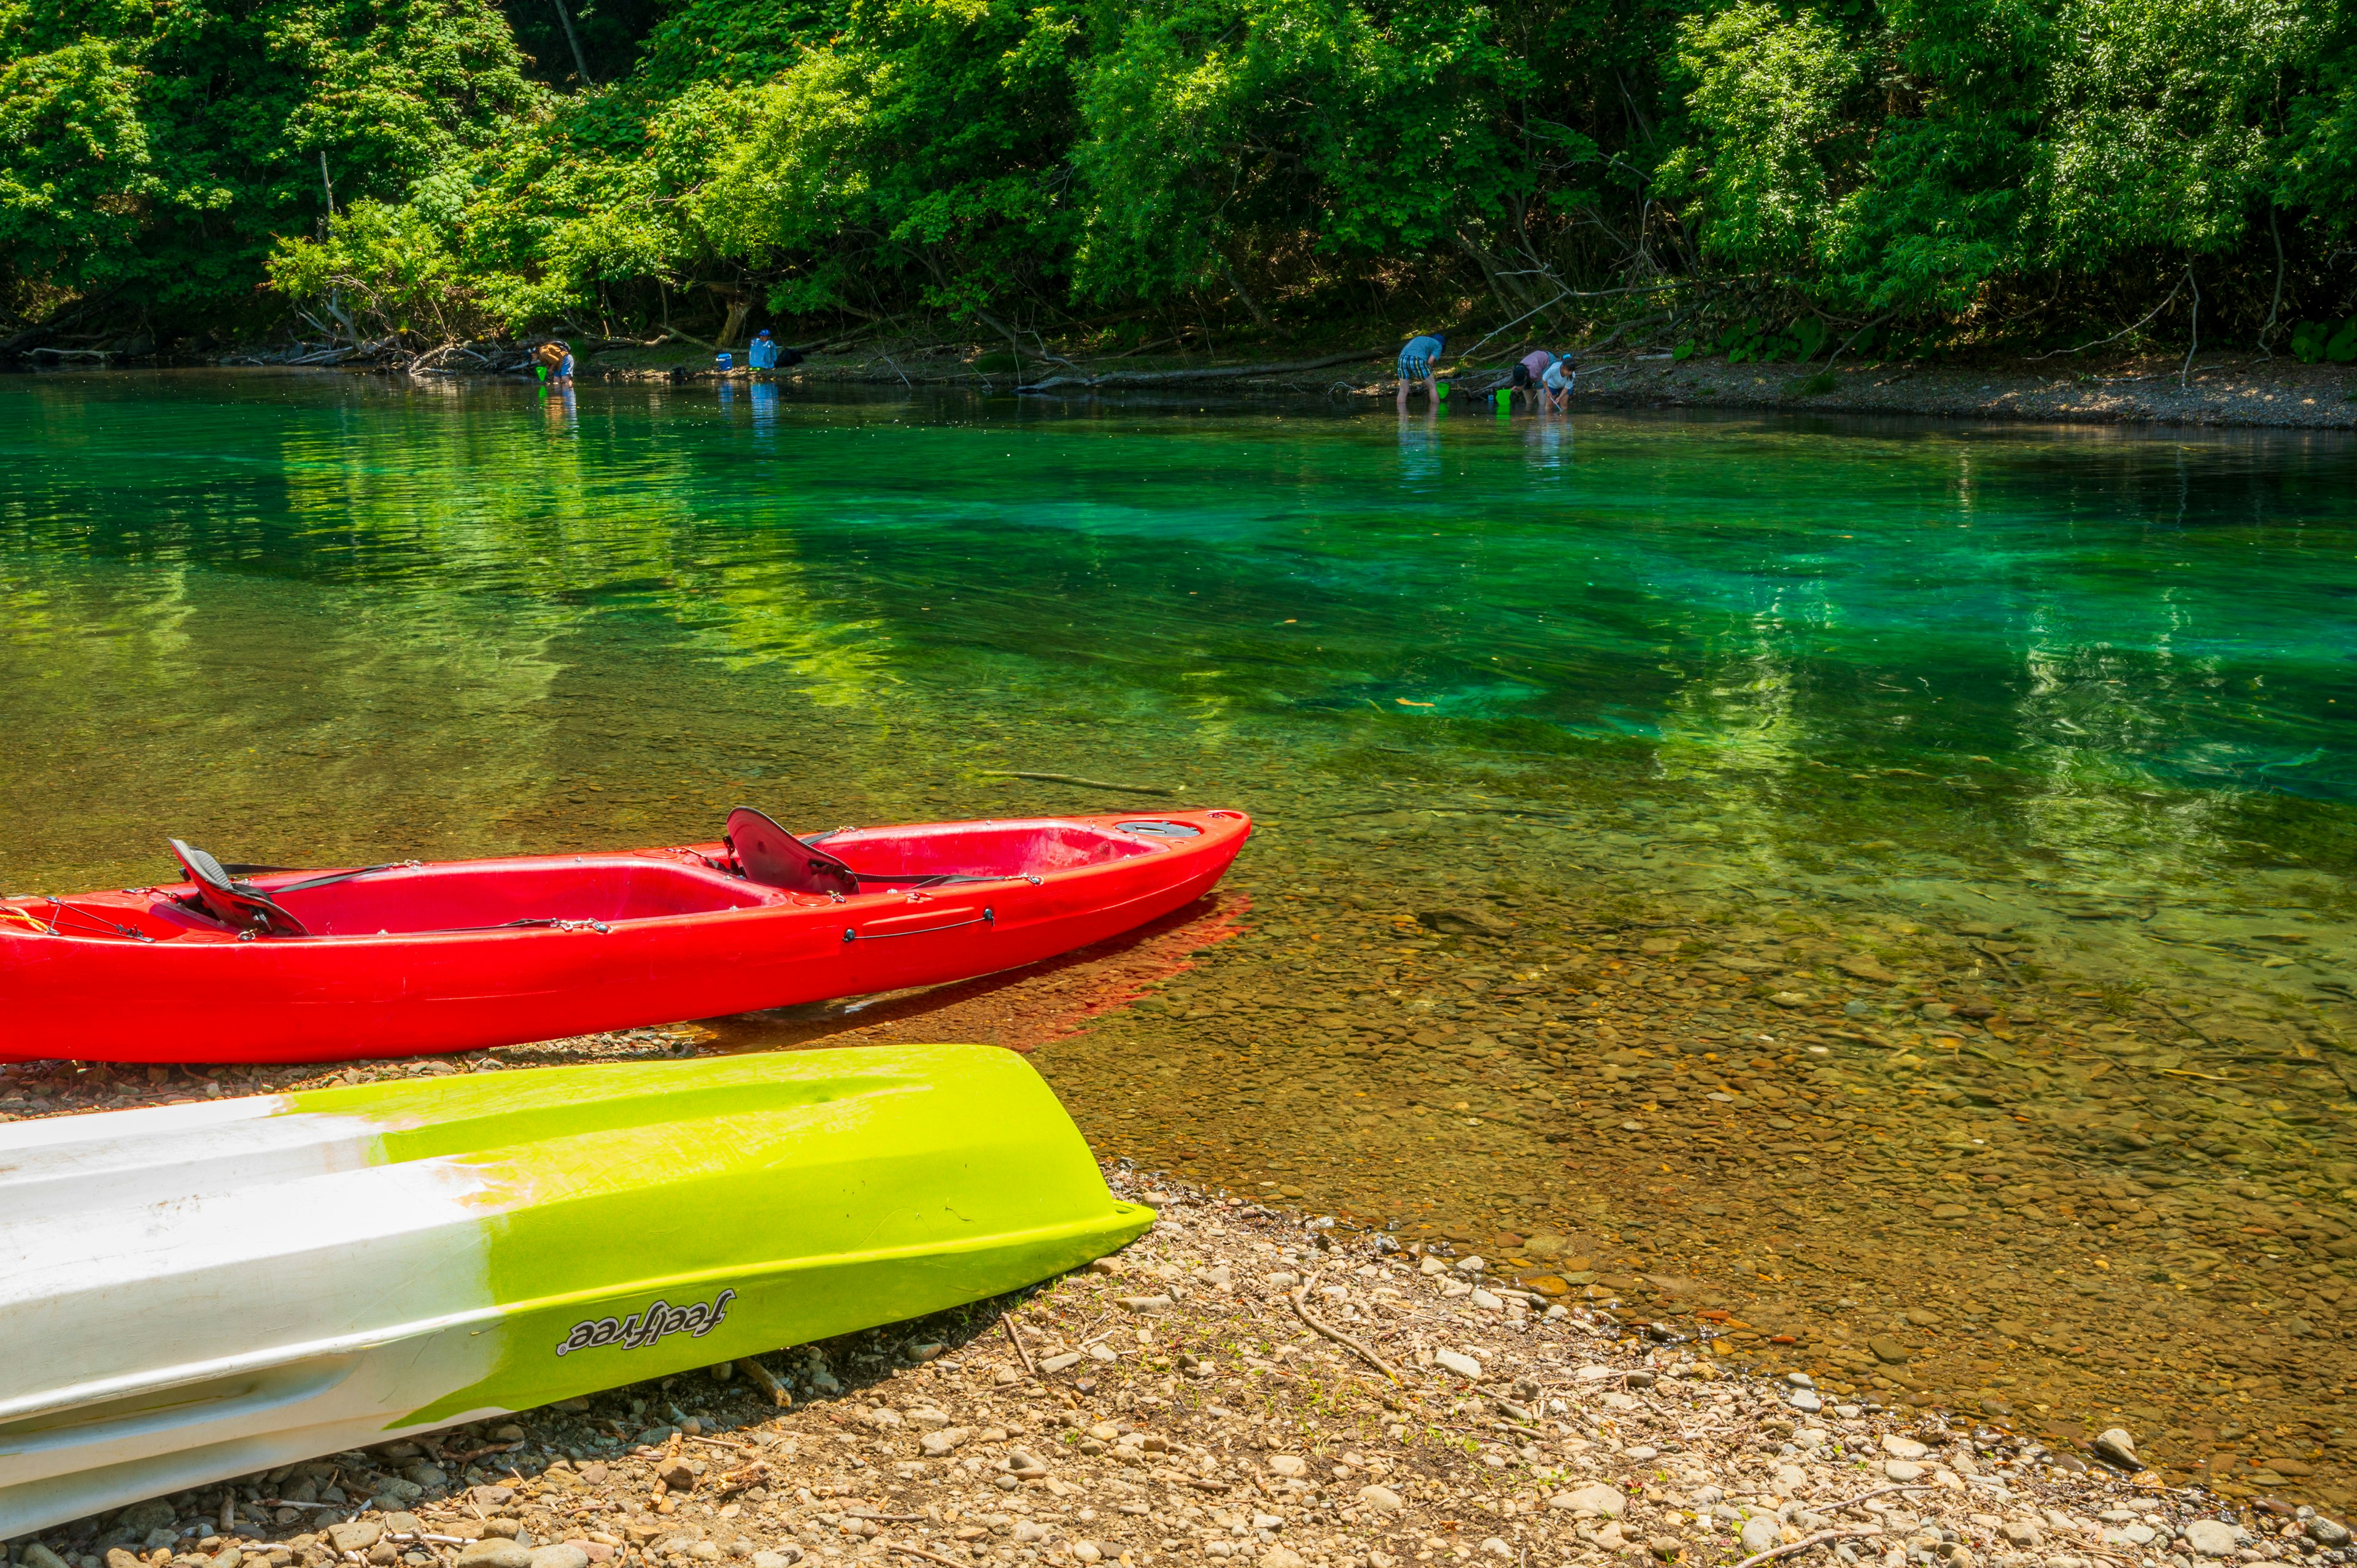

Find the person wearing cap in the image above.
[
  {"left": 1507, "top": 347, "right": 1555, "bottom": 408},
  {"left": 748, "top": 329, "right": 780, "bottom": 371},
  {"left": 535, "top": 341, "right": 573, "bottom": 384},
  {"left": 1542, "top": 353, "right": 1577, "bottom": 411},
  {"left": 1396, "top": 331, "right": 1445, "bottom": 409}
]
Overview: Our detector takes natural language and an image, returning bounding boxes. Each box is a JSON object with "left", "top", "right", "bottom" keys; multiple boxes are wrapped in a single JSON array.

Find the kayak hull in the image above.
[
  {"left": 0, "top": 1044, "right": 1151, "bottom": 1537},
  {"left": 0, "top": 809, "right": 1249, "bottom": 1063}
]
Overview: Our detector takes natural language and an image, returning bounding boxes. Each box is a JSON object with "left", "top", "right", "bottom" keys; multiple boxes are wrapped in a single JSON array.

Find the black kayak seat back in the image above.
[
  {"left": 724, "top": 808, "right": 860, "bottom": 896},
  {"left": 169, "top": 839, "right": 309, "bottom": 937}
]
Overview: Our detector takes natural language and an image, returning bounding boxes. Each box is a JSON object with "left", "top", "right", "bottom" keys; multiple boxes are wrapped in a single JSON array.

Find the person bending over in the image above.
[
  {"left": 1543, "top": 354, "right": 1576, "bottom": 411},
  {"left": 1396, "top": 332, "right": 1445, "bottom": 409},
  {"left": 1507, "top": 348, "right": 1557, "bottom": 409}
]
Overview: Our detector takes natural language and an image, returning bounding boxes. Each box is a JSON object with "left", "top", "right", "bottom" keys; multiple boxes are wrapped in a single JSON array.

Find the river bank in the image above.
[
  {"left": 555, "top": 341, "right": 2357, "bottom": 431},
  {"left": 2, "top": 1164, "right": 2328, "bottom": 1568}
]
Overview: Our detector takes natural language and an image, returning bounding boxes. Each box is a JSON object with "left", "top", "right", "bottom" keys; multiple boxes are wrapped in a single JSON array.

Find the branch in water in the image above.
[{"left": 978, "top": 771, "right": 1174, "bottom": 797}]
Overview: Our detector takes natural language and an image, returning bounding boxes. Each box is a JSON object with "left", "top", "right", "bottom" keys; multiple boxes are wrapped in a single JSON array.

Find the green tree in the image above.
[{"left": 0, "top": 0, "right": 543, "bottom": 322}]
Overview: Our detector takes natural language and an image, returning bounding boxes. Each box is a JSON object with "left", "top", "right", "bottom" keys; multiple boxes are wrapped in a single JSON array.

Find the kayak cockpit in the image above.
[
  {"left": 260, "top": 858, "right": 780, "bottom": 937},
  {"left": 817, "top": 818, "right": 1183, "bottom": 882}
]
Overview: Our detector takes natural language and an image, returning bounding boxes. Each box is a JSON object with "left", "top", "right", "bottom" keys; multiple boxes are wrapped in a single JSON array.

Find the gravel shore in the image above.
[
  {"left": 1559, "top": 352, "right": 2357, "bottom": 430},
  {"left": 9, "top": 1168, "right": 2340, "bottom": 1568}
]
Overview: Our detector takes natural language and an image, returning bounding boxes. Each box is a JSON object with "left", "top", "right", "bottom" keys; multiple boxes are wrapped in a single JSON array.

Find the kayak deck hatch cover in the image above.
[
  {"left": 0, "top": 1043, "right": 1151, "bottom": 1537},
  {"left": 0, "top": 808, "right": 1249, "bottom": 1062}
]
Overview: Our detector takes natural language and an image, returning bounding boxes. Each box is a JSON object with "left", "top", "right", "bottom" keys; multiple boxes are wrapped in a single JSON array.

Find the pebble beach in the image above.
[{"left": 6, "top": 1171, "right": 2339, "bottom": 1568}]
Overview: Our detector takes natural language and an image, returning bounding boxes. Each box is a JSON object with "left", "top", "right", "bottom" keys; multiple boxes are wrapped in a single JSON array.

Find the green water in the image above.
[
  {"left": 9, "top": 370, "right": 2357, "bottom": 1481},
  {"left": 6, "top": 373, "right": 2353, "bottom": 957}
]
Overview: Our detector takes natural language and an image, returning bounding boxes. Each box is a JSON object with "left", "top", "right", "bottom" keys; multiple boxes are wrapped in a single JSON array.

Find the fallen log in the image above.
[{"left": 1017, "top": 349, "right": 1384, "bottom": 392}]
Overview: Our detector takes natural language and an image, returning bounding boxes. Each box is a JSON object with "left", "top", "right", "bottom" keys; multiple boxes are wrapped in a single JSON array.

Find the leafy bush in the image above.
[
  {"left": 268, "top": 199, "right": 489, "bottom": 344},
  {"left": 2290, "top": 320, "right": 2357, "bottom": 363}
]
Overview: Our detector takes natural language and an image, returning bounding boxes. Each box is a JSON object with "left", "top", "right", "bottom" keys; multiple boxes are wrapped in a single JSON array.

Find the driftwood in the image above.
[{"left": 1018, "top": 349, "right": 1383, "bottom": 392}]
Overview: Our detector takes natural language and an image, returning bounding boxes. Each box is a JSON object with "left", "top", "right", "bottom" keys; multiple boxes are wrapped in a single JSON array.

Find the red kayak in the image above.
[{"left": 0, "top": 808, "right": 1250, "bottom": 1064}]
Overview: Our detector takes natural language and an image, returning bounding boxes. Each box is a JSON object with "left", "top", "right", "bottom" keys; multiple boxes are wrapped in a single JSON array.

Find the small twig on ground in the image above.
[
  {"left": 711, "top": 1461, "right": 773, "bottom": 1500},
  {"left": 439, "top": 1440, "right": 524, "bottom": 1465},
  {"left": 883, "top": 1543, "right": 974, "bottom": 1568},
  {"left": 1290, "top": 1273, "right": 1403, "bottom": 1382},
  {"left": 1732, "top": 1529, "right": 1885, "bottom": 1568},
  {"left": 1002, "top": 1311, "right": 1038, "bottom": 1377},
  {"left": 736, "top": 1358, "right": 792, "bottom": 1407},
  {"left": 1825, "top": 1484, "right": 1937, "bottom": 1513}
]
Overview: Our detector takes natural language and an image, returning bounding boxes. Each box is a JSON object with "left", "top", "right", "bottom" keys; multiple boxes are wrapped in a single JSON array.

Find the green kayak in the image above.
[{"left": 0, "top": 1044, "right": 1150, "bottom": 1537}]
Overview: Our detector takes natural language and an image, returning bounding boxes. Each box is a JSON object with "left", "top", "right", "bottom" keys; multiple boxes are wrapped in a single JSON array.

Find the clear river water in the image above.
[{"left": 5, "top": 370, "right": 2357, "bottom": 1497}]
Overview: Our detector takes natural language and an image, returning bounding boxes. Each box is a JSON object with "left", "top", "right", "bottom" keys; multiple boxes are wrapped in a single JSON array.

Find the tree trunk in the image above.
[
  {"left": 1218, "top": 253, "right": 1270, "bottom": 327},
  {"left": 548, "top": 0, "right": 595, "bottom": 85},
  {"left": 716, "top": 295, "right": 754, "bottom": 350}
]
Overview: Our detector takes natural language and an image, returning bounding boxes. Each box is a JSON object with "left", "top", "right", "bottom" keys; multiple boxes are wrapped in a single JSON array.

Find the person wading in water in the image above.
[{"left": 1395, "top": 332, "right": 1445, "bottom": 411}]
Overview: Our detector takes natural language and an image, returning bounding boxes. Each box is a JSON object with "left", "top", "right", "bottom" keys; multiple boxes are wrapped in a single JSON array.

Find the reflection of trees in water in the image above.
[
  {"left": 0, "top": 558, "right": 579, "bottom": 888},
  {"left": 270, "top": 388, "right": 898, "bottom": 710},
  {"left": 5, "top": 381, "right": 2353, "bottom": 979}
]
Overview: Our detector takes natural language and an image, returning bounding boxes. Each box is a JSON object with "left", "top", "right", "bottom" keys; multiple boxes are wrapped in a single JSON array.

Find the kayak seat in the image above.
[
  {"left": 726, "top": 808, "right": 861, "bottom": 897},
  {"left": 168, "top": 840, "right": 309, "bottom": 938}
]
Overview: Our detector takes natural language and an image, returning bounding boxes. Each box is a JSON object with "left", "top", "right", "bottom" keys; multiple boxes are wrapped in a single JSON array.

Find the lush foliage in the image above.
[
  {"left": 6, "top": 0, "right": 2356, "bottom": 350},
  {"left": 0, "top": 0, "right": 543, "bottom": 327}
]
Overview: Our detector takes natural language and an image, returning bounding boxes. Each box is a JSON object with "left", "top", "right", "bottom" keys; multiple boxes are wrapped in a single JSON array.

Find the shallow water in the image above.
[{"left": 6, "top": 371, "right": 2357, "bottom": 1493}]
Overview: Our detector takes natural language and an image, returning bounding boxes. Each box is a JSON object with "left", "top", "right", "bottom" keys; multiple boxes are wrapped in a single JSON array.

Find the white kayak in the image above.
[{"left": 0, "top": 1045, "right": 1151, "bottom": 1537}]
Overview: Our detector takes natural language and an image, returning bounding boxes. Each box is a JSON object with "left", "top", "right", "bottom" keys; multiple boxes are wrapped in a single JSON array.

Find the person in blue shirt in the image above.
[
  {"left": 748, "top": 330, "right": 779, "bottom": 371},
  {"left": 1542, "top": 354, "right": 1576, "bottom": 412},
  {"left": 1396, "top": 332, "right": 1444, "bottom": 410}
]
